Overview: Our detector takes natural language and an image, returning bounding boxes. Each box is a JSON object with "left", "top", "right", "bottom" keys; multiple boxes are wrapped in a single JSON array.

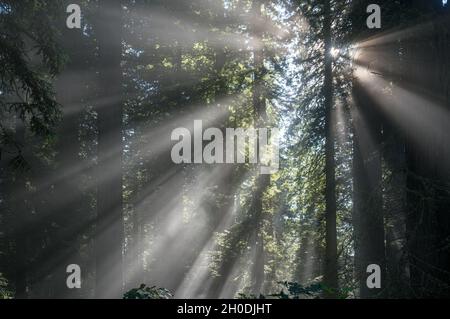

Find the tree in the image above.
[
  {"left": 0, "top": 1, "right": 64, "bottom": 157},
  {"left": 0, "top": 0, "right": 65, "bottom": 298},
  {"left": 322, "top": 0, "right": 338, "bottom": 297},
  {"left": 93, "top": 0, "right": 125, "bottom": 298}
]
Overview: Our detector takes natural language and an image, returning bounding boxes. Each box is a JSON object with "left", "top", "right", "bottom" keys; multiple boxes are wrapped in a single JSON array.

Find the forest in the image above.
[{"left": 0, "top": 0, "right": 449, "bottom": 299}]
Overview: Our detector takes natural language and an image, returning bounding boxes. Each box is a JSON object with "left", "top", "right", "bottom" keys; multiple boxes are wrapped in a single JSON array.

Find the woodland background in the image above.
[{"left": 0, "top": 0, "right": 449, "bottom": 299}]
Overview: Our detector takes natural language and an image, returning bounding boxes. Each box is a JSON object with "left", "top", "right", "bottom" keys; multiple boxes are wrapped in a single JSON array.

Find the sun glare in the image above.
[{"left": 330, "top": 47, "right": 340, "bottom": 58}]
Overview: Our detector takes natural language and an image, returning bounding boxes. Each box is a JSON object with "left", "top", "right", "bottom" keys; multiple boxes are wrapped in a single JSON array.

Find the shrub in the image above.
[{"left": 123, "top": 284, "right": 173, "bottom": 299}]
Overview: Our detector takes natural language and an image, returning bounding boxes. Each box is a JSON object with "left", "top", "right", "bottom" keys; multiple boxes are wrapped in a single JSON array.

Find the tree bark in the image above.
[
  {"left": 250, "top": 0, "right": 270, "bottom": 297},
  {"left": 323, "top": 0, "right": 338, "bottom": 298},
  {"left": 13, "top": 119, "right": 28, "bottom": 299},
  {"left": 94, "top": 0, "right": 125, "bottom": 299},
  {"left": 352, "top": 79, "right": 386, "bottom": 299}
]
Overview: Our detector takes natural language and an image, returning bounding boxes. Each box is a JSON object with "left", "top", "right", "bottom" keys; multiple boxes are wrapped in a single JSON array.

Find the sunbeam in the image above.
[{"left": 2, "top": 0, "right": 449, "bottom": 302}]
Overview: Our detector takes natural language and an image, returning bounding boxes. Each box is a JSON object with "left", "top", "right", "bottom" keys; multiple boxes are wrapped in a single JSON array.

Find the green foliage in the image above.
[
  {"left": 0, "top": 273, "right": 12, "bottom": 299},
  {"left": 238, "top": 281, "right": 322, "bottom": 299},
  {"left": 0, "top": 0, "right": 65, "bottom": 159},
  {"left": 269, "top": 281, "right": 323, "bottom": 299},
  {"left": 238, "top": 281, "right": 353, "bottom": 299},
  {"left": 237, "top": 293, "right": 266, "bottom": 299},
  {"left": 122, "top": 280, "right": 351, "bottom": 300},
  {"left": 123, "top": 284, "right": 173, "bottom": 299},
  {"left": 320, "top": 283, "right": 354, "bottom": 300}
]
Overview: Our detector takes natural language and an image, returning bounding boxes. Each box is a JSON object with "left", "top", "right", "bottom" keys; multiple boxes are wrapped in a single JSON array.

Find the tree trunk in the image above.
[
  {"left": 250, "top": 0, "right": 269, "bottom": 297},
  {"left": 94, "top": 0, "right": 124, "bottom": 299},
  {"left": 405, "top": 8, "right": 450, "bottom": 297},
  {"left": 383, "top": 122, "right": 409, "bottom": 298},
  {"left": 352, "top": 79, "right": 386, "bottom": 299},
  {"left": 46, "top": 20, "right": 91, "bottom": 298},
  {"left": 323, "top": 0, "right": 338, "bottom": 298},
  {"left": 12, "top": 119, "right": 28, "bottom": 299}
]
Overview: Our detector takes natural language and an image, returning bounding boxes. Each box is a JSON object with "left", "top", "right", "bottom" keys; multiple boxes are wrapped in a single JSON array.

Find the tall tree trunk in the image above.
[
  {"left": 94, "top": 0, "right": 124, "bottom": 298},
  {"left": 349, "top": 0, "right": 390, "bottom": 299},
  {"left": 12, "top": 119, "right": 28, "bottom": 298},
  {"left": 46, "top": 20, "right": 91, "bottom": 299},
  {"left": 250, "top": 0, "right": 269, "bottom": 296},
  {"left": 383, "top": 122, "right": 409, "bottom": 298},
  {"left": 352, "top": 77, "right": 386, "bottom": 299},
  {"left": 323, "top": 0, "right": 338, "bottom": 298},
  {"left": 405, "top": 8, "right": 450, "bottom": 297}
]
